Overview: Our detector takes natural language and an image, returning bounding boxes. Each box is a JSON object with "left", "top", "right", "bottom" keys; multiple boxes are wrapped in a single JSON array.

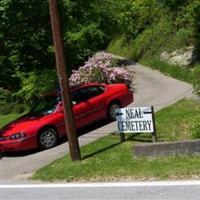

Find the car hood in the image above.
[{"left": 0, "top": 114, "right": 44, "bottom": 137}]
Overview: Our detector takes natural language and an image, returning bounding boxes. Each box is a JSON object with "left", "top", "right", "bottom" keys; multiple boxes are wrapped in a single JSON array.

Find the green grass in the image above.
[
  {"left": 107, "top": 35, "right": 134, "bottom": 59},
  {"left": 156, "top": 99, "right": 200, "bottom": 141},
  {"left": 0, "top": 113, "right": 22, "bottom": 128},
  {"left": 0, "top": 100, "right": 28, "bottom": 128},
  {"left": 141, "top": 59, "right": 194, "bottom": 84},
  {"left": 33, "top": 99, "right": 200, "bottom": 182}
]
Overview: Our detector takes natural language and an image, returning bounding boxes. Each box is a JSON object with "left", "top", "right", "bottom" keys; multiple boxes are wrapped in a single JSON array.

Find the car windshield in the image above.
[{"left": 29, "top": 95, "right": 60, "bottom": 115}]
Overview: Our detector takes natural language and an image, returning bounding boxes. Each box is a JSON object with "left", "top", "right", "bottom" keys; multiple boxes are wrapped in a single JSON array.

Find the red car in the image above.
[{"left": 0, "top": 83, "right": 133, "bottom": 152}]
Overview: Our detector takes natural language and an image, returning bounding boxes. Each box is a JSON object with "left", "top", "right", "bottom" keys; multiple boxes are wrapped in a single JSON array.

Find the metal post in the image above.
[
  {"left": 151, "top": 106, "right": 157, "bottom": 143},
  {"left": 48, "top": 0, "right": 81, "bottom": 161},
  {"left": 120, "top": 132, "right": 125, "bottom": 142}
]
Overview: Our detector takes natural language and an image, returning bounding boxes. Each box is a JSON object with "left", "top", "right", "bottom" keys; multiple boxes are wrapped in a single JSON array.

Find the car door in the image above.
[
  {"left": 72, "top": 89, "right": 93, "bottom": 128},
  {"left": 52, "top": 109, "right": 66, "bottom": 137},
  {"left": 86, "top": 86, "right": 107, "bottom": 121}
]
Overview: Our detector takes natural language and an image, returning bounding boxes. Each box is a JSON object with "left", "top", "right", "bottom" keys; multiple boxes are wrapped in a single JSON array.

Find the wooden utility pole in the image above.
[{"left": 48, "top": 0, "right": 81, "bottom": 161}]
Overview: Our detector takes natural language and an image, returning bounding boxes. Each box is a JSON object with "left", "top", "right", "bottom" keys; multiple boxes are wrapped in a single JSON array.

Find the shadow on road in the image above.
[
  {"left": 0, "top": 149, "right": 39, "bottom": 159},
  {"left": 118, "top": 58, "right": 136, "bottom": 66}
]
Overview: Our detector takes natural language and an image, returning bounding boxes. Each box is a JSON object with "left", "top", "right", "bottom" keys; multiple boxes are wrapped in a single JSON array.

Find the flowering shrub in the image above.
[{"left": 69, "top": 52, "right": 135, "bottom": 89}]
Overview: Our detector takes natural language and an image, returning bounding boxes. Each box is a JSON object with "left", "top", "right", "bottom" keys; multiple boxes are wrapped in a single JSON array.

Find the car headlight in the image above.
[{"left": 9, "top": 132, "right": 26, "bottom": 140}]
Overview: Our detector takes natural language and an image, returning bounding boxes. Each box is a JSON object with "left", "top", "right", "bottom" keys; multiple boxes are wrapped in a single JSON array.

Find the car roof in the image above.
[
  {"left": 70, "top": 82, "right": 105, "bottom": 92},
  {"left": 44, "top": 83, "right": 106, "bottom": 97}
]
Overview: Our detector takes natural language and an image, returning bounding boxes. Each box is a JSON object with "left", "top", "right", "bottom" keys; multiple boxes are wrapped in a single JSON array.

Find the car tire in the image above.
[
  {"left": 107, "top": 102, "right": 121, "bottom": 121},
  {"left": 38, "top": 127, "right": 58, "bottom": 150}
]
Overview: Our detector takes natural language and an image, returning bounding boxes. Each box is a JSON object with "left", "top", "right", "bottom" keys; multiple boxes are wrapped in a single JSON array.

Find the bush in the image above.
[
  {"left": 0, "top": 102, "right": 27, "bottom": 115},
  {"left": 107, "top": 35, "right": 134, "bottom": 59},
  {"left": 193, "top": 65, "right": 200, "bottom": 96},
  {"left": 107, "top": 0, "right": 199, "bottom": 64},
  {"left": 0, "top": 103, "right": 13, "bottom": 115},
  {"left": 64, "top": 23, "right": 107, "bottom": 69},
  {"left": 69, "top": 52, "right": 135, "bottom": 89},
  {"left": 0, "top": 87, "right": 12, "bottom": 103},
  {"left": 12, "top": 104, "right": 27, "bottom": 114},
  {"left": 15, "top": 69, "right": 57, "bottom": 102},
  {"left": 132, "top": 18, "right": 176, "bottom": 61}
]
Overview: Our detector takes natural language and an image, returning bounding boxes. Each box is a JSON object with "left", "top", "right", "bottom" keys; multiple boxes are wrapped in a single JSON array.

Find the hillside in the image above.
[{"left": 108, "top": 0, "right": 200, "bottom": 63}]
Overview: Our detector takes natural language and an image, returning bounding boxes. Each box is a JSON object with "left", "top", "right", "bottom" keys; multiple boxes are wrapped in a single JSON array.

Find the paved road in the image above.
[
  {"left": 0, "top": 61, "right": 193, "bottom": 184},
  {"left": 2, "top": 181, "right": 200, "bottom": 200}
]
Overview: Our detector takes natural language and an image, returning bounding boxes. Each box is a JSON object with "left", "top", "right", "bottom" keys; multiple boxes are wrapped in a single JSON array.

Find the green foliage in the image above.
[
  {"left": 107, "top": 35, "right": 134, "bottom": 58},
  {"left": 193, "top": 65, "right": 200, "bottom": 95},
  {"left": 116, "top": 0, "right": 160, "bottom": 38},
  {"left": 107, "top": 0, "right": 199, "bottom": 88},
  {"left": 1, "top": 0, "right": 200, "bottom": 99},
  {"left": 108, "top": 0, "right": 200, "bottom": 67},
  {"left": 0, "top": 103, "right": 15, "bottom": 115},
  {"left": 0, "top": 0, "right": 120, "bottom": 93},
  {"left": 64, "top": 23, "right": 106, "bottom": 68},
  {"left": 12, "top": 103, "right": 27, "bottom": 114},
  {"left": 108, "top": 15, "right": 191, "bottom": 62},
  {"left": 190, "top": 0, "right": 200, "bottom": 59},
  {"left": 0, "top": 87, "right": 28, "bottom": 115},
  {"left": 0, "top": 88, "right": 12, "bottom": 103},
  {"left": 132, "top": 18, "right": 174, "bottom": 61},
  {"left": 0, "top": 0, "right": 54, "bottom": 90},
  {"left": 15, "top": 69, "right": 57, "bottom": 102},
  {"left": 158, "top": 0, "right": 189, "bottom": 11},
  {"left": 0, "top": 102, "right": 27, "bottom": 115}
]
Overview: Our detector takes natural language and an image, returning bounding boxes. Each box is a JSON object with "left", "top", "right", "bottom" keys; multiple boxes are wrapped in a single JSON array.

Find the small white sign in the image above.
[{"left": 116, "top": 107, "right": 154, "bottom": 133}]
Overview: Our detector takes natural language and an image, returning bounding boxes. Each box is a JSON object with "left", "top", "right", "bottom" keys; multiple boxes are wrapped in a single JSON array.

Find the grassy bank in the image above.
[
  {"left": 141, "top": 59, "right": 194, "bottom": 84},
  {"left": 0, "top": 101, "right": 28, "bottom": 128},
  {"left": 32, "top": 99, "right": 200, "bottom": 182},
  {"left": 0, "top": 113, "right": 22, "bottom": 128},
  {"left": 107, "top": 35, "right": 134, "bottom": 59}
]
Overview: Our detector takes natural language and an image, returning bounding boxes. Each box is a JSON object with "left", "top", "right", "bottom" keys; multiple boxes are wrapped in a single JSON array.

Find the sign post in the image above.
[
  {"left": 151, "top": 106, "right": 157, "bottom": 142},
  {"left": 116, "top": 106, "right": 157, "bottom": 142}
]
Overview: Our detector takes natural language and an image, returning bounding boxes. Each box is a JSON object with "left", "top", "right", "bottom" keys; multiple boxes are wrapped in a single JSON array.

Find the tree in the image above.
[
  {"left": 0, "top": 0, "right": 119, "bottom": 94},
  {"left": 0, "top": 0, "right": 53, "bottom": 90}
]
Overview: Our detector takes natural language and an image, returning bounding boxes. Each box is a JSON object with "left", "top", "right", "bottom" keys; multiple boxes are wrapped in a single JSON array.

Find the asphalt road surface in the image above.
[
  {"left": 2, "top": 181, "right": 200, "bottom": 200},
  {"left": 0, "top": 60, "right": 193, "bottom": 184}
]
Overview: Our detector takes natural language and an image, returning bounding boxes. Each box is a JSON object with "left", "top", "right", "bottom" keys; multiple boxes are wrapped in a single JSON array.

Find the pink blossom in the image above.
[{"left": 69, "top": 52, "right": 135, "bottom": 90}]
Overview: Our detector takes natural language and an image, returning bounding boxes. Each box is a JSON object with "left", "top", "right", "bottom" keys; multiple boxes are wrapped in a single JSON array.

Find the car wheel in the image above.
[
  {"left": 107, "top": 102, "right": 121, "bottom": 121},
  {"left": 38, "top": 127, "right": 58, "bottom": 150}
]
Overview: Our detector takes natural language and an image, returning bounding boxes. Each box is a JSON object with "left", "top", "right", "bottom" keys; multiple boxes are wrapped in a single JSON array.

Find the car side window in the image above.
[
  {"left": 71, "top": 88, "right": 91, "bottom": 104},
  {"left": 71, "top": 91, "right": 81, "bottom": 105},
  {"left": 87, "top": 86, "right": 105, "bottom": 99},
  {"left": 71, "top": 86, "right": 105, "bottom": 104},
  {"left": 79, "top": 88, "right": 91, "bottom": 101}
]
